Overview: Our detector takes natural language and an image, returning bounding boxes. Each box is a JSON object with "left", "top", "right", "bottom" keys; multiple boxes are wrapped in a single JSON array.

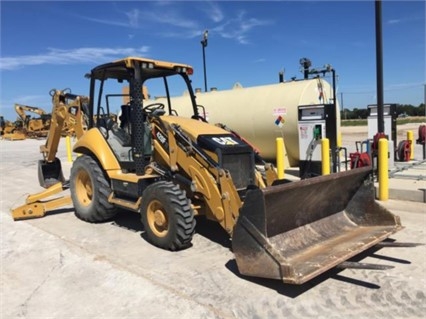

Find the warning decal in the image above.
[
  {"left": 299, "top": 125, "right": 308, "bottom": 139},
  {"left": 273, "top": 107, "right": 287, "bottom": 116},
  {"left": 274, "top": 116, "right": 285, "bottom": 127}
]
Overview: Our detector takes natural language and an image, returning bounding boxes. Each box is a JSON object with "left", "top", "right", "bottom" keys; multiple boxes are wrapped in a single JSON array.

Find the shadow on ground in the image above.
[
  {"left": 110, "top": 208, "right": 144, "bottom": 232},
  {"left": 195, "top": 216, "right": 231, "bottom": 249}
]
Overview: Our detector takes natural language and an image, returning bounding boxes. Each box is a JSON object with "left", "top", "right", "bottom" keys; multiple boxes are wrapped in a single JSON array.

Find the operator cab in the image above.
[{"left": 87, "top": 57, "right": 200, "bottom": 173}]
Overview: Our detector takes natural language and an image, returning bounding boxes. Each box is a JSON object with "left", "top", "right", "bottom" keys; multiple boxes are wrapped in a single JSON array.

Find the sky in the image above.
[{"left": 0, "top": 0, "right": 425, "bottom": 121}]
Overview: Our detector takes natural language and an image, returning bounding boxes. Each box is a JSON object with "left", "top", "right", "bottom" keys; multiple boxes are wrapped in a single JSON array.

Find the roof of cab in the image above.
[{"left": 89, "top": 56, "right": 193, "bottom": 80}]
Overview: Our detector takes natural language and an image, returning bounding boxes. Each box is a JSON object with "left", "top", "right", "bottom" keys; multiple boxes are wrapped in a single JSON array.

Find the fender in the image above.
[{"left": 73, "top": 128, "right": 121, "bottom": 173}]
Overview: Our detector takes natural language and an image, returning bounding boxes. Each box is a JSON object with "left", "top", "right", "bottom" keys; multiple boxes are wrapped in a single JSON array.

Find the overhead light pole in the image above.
[
  {"left": 201, "top": 30, "right": 208, "bottom": 92},
  {"left": 375, "top": 0, "right": 385, "bottom": 134}
]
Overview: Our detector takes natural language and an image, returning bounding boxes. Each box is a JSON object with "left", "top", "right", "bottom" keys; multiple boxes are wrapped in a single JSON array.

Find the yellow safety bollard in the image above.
[
  {"left": 337, "top": 131, "right": 342, "bottom": 149},
  {"left": 66, "top": 135, "right": 73, "bottom": 163},
  {"left": 407, "top": 131, "right": 414, "bottom": 160},
  {"left": 276, "top": 137, "right": 285, "bottom": 179},
  {"left": 378, "top": 138, "right": 389, "bottom": 201},
  {"left": 321, "top": 138, "right": 330, "bottom": 175},
  {"left": 336, "top": 131, "right": 342, "bottom": 159}
]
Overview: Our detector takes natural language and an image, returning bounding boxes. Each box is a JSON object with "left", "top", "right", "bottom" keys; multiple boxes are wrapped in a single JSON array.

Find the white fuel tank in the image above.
[{"left": 156, "top": 78, "right": 339, "bottom": 167}]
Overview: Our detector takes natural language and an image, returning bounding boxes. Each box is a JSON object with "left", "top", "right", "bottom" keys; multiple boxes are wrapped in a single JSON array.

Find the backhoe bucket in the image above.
[
  {"left": 232, "top": 167, "right": 402, "bottom": 284},
  {"left": 38, "top": 158, "right": 65, "bottom": 189}
]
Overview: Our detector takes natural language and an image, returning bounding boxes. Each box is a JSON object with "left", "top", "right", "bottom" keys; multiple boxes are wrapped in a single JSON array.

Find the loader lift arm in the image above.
[{"left": 150, "top": 117, "right": 243, "bottom": 233}]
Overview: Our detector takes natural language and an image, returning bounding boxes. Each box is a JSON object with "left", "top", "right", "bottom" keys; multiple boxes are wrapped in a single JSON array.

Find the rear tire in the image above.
[
  {"left": 141, "top": 181, "right": 196, "bottom": 251},
  {"left": 70, "top": 155, "right": 118, "bottom": 222}
]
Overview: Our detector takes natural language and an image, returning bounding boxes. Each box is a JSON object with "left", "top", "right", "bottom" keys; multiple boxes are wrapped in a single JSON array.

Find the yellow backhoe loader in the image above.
[
  {"left": 1, "top": 118, "right": 20, "bottom": 136},
  {"left": 2, "top": 119, "right": 26, "bottom": 140},
  {"left": 12, "top": 57, "right": 408, "bottom": 284}
]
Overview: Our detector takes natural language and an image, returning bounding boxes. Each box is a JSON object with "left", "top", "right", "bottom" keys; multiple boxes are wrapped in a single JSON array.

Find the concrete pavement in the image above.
[{"left": 1, "top": 137, "right": 425, "bottom": 319}]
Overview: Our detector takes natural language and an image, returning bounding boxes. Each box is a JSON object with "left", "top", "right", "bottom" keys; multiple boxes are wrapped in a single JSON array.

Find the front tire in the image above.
[
  {"left": 70, "top": 155, "right": 117, "bottom": 222},
  {"left": 141, "top": 181, "right": 196, "bottom": 251}
]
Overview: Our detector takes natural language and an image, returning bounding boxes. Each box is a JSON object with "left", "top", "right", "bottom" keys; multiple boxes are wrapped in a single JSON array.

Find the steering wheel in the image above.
[{"left": 143, "top": 103, "right": 165, "bottom": 114}]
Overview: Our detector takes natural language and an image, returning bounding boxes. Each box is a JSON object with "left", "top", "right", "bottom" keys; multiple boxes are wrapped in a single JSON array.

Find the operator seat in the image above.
[{"left": 119, "top": 104, "right": 131, "bottom": 132}]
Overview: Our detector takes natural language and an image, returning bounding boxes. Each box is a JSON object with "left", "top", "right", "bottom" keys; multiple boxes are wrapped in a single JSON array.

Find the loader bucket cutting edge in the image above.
[
  {"left": 232, "top": 166, "right": 403, "bottom": 284},
  {"left": 38, "top": 158, "right": 65, "bottom": 189}
]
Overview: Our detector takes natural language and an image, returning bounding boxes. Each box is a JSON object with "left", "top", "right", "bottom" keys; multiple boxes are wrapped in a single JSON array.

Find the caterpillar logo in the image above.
[
  {"left": 156, "top": 131, "right": 167, "bottom": 144},
  {"left": 212, "top": 136, "right": 239, "bottom": 146}
]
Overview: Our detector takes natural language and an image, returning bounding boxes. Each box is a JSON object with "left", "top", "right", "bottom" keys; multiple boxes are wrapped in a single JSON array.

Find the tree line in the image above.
[{"left": 341, "top": 103, "right": 425, "bottom": 120}]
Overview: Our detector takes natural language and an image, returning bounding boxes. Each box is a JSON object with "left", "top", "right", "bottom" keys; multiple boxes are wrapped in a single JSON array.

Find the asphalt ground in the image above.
[{"left": 1, "top": 136, "right": 425, "bottom": 319}]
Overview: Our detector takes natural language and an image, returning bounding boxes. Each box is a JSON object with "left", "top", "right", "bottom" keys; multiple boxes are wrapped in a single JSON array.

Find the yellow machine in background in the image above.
[
  {"left": 14, "top": 104, "right": 51, "bottom": 138},
  {"left": 2, "top": 104, "right": 50, "bottom": 140},
  {"left": 0, "top": 116, "right": 15, "bottom": 136},
  {"left": 2, "top": 119, "right": 26, "bottom": 140},
  {"left": 2, "top": 92, "right": 89, "bottom": 141},
  {"left": 12, "top": 57, "right": 405, "bottom": 285}
]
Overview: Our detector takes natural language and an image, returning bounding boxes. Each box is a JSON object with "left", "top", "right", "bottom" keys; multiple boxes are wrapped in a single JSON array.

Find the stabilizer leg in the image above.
[{"left": 12, "top": 182, "right": 72, "bottom": 220}]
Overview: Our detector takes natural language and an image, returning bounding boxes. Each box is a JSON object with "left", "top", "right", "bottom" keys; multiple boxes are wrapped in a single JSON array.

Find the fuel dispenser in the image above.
[
  {"left": 298, "top": 104, "right": 337, "bottom": 178},
  {"left": 367, "top": 104, "right": 397, "bottom": 167},
  {"left": 367, "top": 104, "right": 397, "bottom": 154}
]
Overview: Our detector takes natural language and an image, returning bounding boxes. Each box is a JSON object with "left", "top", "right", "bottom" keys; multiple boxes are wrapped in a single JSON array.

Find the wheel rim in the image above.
[
  {"left": 147, "top": 200, "right": 169, "bottom": 238},
  {"left": 75, "top": 169, "right": 93, "bottom": 207}
]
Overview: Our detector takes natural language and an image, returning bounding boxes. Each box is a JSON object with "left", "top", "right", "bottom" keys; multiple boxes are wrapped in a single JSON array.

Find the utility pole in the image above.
[
  {"left": 340, "top": 92, "right": 347, "bottom": 120},
  {"left": 375, "top": 0, "right": 385, "bottom": 134},
  {"left": 424, "top": 84, "right": 426, "bottom": 159},
  {"left": 201, "top": 30, "right": 208, "bottom": 92}
]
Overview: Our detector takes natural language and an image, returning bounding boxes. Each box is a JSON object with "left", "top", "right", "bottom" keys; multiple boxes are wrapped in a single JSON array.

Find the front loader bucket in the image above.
[
  {"left": 38, "top": 158, "right": 65, "bottom": 189},
  {"left": 232, "top": 166, "right": 402, "bottom": 284}
]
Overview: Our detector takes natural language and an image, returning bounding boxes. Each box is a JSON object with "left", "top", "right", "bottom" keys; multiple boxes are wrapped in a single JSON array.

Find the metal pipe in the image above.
[
  {"left": 202, "top": 46, "right": 207, "bottom": 92},
  {"left": 332, "top": 69, "right": 337, "bottom": 111},
  {"left": 201, "top": 30, "right": 208, "bottom": 92},
  {"left": 375, "top": 0, "right": 385, "bottom": 133},
  {"left": 303, "top": 65, "right": 309, "bottom": 80},
  {"left": 424, "top": 84, "right": 426, "bottom": 160},
  {"left": 331, "top": 68, "right": 338, "bottom": 173}
]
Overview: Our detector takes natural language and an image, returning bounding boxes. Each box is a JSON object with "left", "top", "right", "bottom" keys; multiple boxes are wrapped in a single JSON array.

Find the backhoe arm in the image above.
[
  {"left": 40, "top": 90, "right": 88, "bottom": 162},
  {"left": 12, "top": 89, "right": 89, "bottom": 220}
]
